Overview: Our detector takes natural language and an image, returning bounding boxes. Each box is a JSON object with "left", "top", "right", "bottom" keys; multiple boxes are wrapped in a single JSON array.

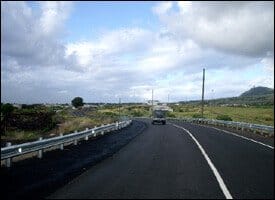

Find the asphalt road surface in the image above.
[
  {"left": 49, "top": 119, "right": 274, "bottom": 199},
  {"left": 1, "top": 120, "right": 146, "bottom": 199}
]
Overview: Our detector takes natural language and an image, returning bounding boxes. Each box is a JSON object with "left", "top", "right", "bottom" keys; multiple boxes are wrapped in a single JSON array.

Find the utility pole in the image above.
[
  {"left": 152, "top": 89, "right": 154, "bottom": 117},
  {"left": 201, "top": 68, "right": 205, "bottom": 118},
  {"left": 210, "top": 89, "right": 214, "bottom": 115},
  {"left": 119, "top": 97, "right": 121, "bottom": 121}
]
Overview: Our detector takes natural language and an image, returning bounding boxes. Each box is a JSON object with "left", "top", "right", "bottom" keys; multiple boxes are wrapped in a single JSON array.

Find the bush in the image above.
[
  {"left": 216, "top": 114, "right": 232, "bottom": 121},
  {"left": 264, "top": 116, "right": 272, "bottom": 121},
  {"left": 1, "top": 103, "right": 14, "bottom": 115},
  {"left": 167, "top": 112, "right": 176, "bottom": 118},
  {"left": 192, "top": 113, "right": 204, "bottom": 118},
  {"left": 9, "top": 111, "right": 56, "bottom": 130},
  {"left": 131, "top": 110, "right": 143, "bottom": 117},
  {"left": 1, "top": 103, "right": 15, "bottom": 134},
  {"left": 103, "top": 112, "right": 118, "bottom": 117}
]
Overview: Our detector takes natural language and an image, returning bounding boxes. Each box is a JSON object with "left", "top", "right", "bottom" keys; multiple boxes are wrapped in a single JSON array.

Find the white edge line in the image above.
[
  {"left": 173, "top": 124, "right": 233, "bottom": 199},
  {"left": 196, "top": 123, "right": 274, "bottom": 150}
]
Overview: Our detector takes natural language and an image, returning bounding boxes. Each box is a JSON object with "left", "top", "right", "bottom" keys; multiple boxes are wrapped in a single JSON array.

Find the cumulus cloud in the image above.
[
  {"left": 1, "top": 1, "right": 274, "bottom": 104},
  {"left": 152, "top": 1, "right": 173, "bottom": 15},
  {"left": 65, "top": 28, "right": 154, "bottom": 72},
  {"left": 40, "top": 1, "right": 72, "bottom": 36},
  {"left": 153, "top": 1, "right": 274, "bottom": 57},
  {"left": 1, "top": 1, "right": 73, "bottom": 68}
]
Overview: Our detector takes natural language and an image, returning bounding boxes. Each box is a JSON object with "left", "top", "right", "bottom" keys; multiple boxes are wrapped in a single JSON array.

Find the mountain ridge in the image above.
[{"left": 240, "top": 86, "right": 273, "bottom": 97}]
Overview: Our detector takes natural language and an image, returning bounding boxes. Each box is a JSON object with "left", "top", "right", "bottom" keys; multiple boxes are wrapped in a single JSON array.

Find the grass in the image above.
[
  {"left": 1, "top": 104, "right": 273, "bottom": 145},
  {"left": 100, "top": 104, "right": 273, "bottom": 126},
  {"left": 169, "top": 105, "right": 274, "bottom": 126},
  {"left": 2, "top": 130, "right": 42, "bottom": 143}
]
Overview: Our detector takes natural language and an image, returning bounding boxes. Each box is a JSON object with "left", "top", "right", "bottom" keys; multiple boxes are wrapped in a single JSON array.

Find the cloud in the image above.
[
  {"left": 39, "top": 1, "right": 72, "bottom": 36},
  {"left": 1, "top": 2, "right": 274, "bottom": 104},
  {"left": 153, "top": 1, "right": 274, "bottom": 57},
  {"left": 64, "top": 28, "right": 154, "bottom": 72},
  {"left": 1, "top": 1, "right": 73, "bottom": 68},
  {"left": 152, "top": 1, "right": 173, "bottom": 15}
]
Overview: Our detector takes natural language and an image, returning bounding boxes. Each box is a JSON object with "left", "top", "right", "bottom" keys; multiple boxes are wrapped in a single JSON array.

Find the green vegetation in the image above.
[
  {"left": 169, "top": 105, "right": 273, "bottom": 126},
  {"left": 179, "top": 86, "right": 274, "bottom": 107},
  {"left": 216, "top": 114, "right": 232, "bottom": 121},
  {"left": 192, "top": 113, "right": 204, "bottom": 118},
  {"left": 1, "top": 103, "right": 15, "bottom": 134},
  {"left": 240, "top": 86, "right": 273, "bottom": 97},
  {"left": 167, "top": 112, "right": 176, "bottom": 118},
  {"left": 71, "top": 97, "right": 84, "bottom": 108},
  {"left": 1, "top": 94, "right": 273, "bottom": 145}
]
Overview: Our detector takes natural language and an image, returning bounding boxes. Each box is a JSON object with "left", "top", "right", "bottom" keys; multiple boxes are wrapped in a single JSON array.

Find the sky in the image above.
[{"left": 1, "top": 1, "right": 274, "bottom": 104}]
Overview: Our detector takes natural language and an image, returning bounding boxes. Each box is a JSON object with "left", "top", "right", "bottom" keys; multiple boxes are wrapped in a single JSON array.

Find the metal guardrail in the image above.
[
  {"left": 167, "top": 117, "right": 274, "bottom": 136},
  {"left": 1, "top": 120, "right": 132, "bottom": 167}
]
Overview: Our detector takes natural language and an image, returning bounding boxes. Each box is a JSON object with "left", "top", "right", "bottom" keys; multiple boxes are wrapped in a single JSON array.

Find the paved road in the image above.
[
  {"left": 49, "top": 119, "right": 274, "bottom": 199},
  {"left": 1, "top": 120, "right": 146, "bottom": 199}
]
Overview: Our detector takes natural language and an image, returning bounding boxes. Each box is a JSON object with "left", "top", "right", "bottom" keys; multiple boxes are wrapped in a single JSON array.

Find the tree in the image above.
[
  {"left": 1, "top": 103, "right": 15, "bottom": 134},
  {"left": 71, "top": 97, "right": 84, "bottom": 108}
]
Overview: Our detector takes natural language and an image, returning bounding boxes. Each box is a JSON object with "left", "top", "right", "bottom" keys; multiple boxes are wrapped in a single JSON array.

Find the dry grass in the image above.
[
  {"left": 58, "top": 117, "right": 96, "bottom": 134},
  {"left": 2, "top": 130, "right": 41, "bottom": 143},
  {"left": 171, "top": 105, "right": 274, "bottom": 126}
]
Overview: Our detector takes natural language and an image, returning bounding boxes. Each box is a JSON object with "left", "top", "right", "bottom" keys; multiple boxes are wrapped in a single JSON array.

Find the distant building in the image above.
[
  {"left": 147, "top": 100, "right": 160, "bottom": 106},
  {"left": 83, "top": 104, "right": 98, "bottom": 108},
  {"left": 153, "top": 105, "right": 173, "bottom": 112},
  {"left": 44, "top": 103, "right": 53, "bottom": 107},
  {"left": 12, "top": 103, "right": 22, "bottom": 109}
]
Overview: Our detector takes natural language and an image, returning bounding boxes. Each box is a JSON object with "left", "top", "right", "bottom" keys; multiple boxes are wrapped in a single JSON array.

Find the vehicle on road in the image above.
[{"left": 152, "top": 108, "right": 166, "bottom": 125}]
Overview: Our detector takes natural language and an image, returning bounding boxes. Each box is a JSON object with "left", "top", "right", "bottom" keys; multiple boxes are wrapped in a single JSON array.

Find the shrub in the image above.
[
  {"left": 103, "top": 112, "right": 118, "bottom": 117},
  {"left": 167, "top": 112, "right": 176, "bottom": 118},
  {"left": 9, "top": 111, "right": 56, "bottom": 130},
  {"left": 216, "top": 114, "right": 232, "bottom": 121},
  {"left": 192, "top": 113, "right": 204, "bottom": 118},
  {"left": 264, "top": 116, "right": 272, "bottom": 121},
  {"left": 131, "top": 110, "right": 143, "bottom": 117}
]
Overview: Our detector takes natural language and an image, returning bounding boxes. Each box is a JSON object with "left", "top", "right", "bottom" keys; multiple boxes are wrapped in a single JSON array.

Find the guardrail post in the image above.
[
  {"left": 92, "top": 129, "right": 96, "bottom": 137},
  {"left": 116, "top": 122, "right": 119, "bottom": 130},
  {"left": 85, "top": 128, "right": 89, "bottom": 140},
  {"left": 74, "top": 131, "right": 78, "bottom": 145},
  {"left": 59, "top": 133, "right": 64, "bottom": 150},
  {"left": 38, "top": 137, "right": 43, "bottom": 159},
  {"left": 5, "top": 142, "right": 12, "bottom": 167},
  {"left": 101, "top": 124, "right": 104, "bottom": 135},
  {"left": 111, "top": 124, "right": 115, "bottom": 131},
  {"left": 93, "top": 126, "right": 97, "bottom": 137}
]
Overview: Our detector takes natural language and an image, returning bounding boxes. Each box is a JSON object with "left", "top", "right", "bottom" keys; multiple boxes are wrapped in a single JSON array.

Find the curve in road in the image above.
[{"left": 49, "top": 119, "right": 273, "bottom": 199}]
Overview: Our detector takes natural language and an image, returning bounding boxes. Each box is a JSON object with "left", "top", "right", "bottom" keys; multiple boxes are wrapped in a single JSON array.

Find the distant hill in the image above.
[
  {"left": 240, "top": 86, "right": 274, "bottom": 97},
  {"left": 178, "top": 86, "right": 274, "bottom": 106}
]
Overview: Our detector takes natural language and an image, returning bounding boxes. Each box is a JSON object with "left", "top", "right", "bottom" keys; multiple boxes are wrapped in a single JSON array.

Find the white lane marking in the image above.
[
  {"left": 173, "top": 124, "right": 233, "bottom": 199},
  {"left": 195, "top": 123, "right": 274, "bottom": 150}
]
